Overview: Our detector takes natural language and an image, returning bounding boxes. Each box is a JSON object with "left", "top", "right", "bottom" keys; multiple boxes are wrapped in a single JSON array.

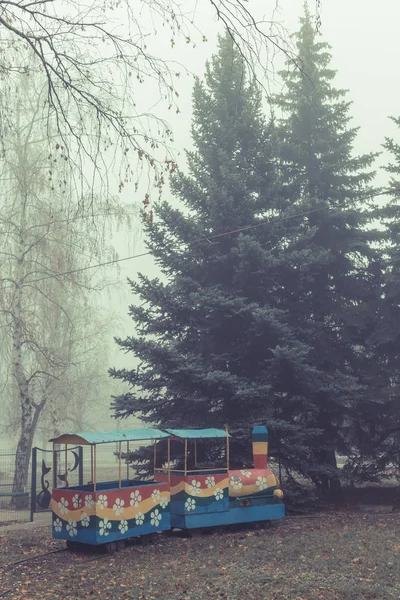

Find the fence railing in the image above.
[
  {"left": 0, "top": 440, "right": 147, "bottom": 524},
  {"left": 0, "top": 452, "right": 30, "bottom": 524}
]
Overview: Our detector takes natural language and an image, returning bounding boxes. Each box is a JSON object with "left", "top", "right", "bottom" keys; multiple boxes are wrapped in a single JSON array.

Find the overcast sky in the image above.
[
  {"left": 138, "top": 0, "right": 400, "bottom": 172},
  {"left": 50, "top": 0, "right": 400, "bottom": 434},
  {"left": 111, "top": 0, "right": 400, "bottom": 338},
  {"left": 4, "top": 0, "right": 399, "bottom": 446}
]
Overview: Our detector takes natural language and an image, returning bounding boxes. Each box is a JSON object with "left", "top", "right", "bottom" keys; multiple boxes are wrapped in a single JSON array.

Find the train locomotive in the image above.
[{"left": 50, "top": 425, "right": 284, "bottom": 551}]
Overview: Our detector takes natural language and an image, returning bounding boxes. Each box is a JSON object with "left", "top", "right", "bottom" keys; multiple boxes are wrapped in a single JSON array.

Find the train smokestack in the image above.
[{"left": 252, "top": 425, "right": 268, "bottom": 469}]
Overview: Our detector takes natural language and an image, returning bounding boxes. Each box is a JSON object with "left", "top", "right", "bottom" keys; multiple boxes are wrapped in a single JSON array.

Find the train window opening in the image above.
[
  {"left": 50, "top": 429, "right": 172, "bottom": 492},
  {"left": 50, "top": 428, "right": 232, "bottom": 493}
]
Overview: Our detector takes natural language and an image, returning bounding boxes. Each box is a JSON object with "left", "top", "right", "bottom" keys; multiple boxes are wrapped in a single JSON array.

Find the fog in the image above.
[
  {"left": 115, "top": 0, "right": 400, "bottom": 285},
  {"left": 1, "top": 0, "right": 399, "bottom": 451},
  {"left": 111, "top": 0, "right": 400, "bottom": 373}
]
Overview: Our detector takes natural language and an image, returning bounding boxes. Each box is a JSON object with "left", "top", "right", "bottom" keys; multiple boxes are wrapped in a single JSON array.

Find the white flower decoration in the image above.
[
  {"left": 240, "top": 470, "right": 252, "bottom": 479},
  {"left": 113, "top": 498, "right": 125, "bottom": 516},
  {"left": 66, "top": 519, "right": 77, "bottom": 537},
  {"left": 230, "top": 476, "right": 243, "bottom": 490},
  {"left": 135, "top": 512, "right": 144, "bottom": 526},
  {"left": 256, "top": 476, "right": 268, "bottom": 491},
  {"left": 214, "top": 488, "right": 224, "bottom": 501},
  {"left": 119, "top": 520, "right": 128, "bottom": 534},
  {"left": 58, "top": 497, "right": 69, "bottom": 515},
  {"left": 160, "top": 496, "right": 169, "bottom": 509},
  {"left": 72, "top": 494, "right": 81, "bottom": 509},
  {"left": 84, "top": 494, "right": 94, "bottom": 509},
  {"left": 185, "top": 497, "right": 196, "bottom": 512},
  {"left": 97, "top": 494, "right": 108, "bottom": 509},
  {"left": 80, "top": 512, "right": 90, "bottom": 527},
  {"left": 99, "top": 518, "right": 112, "bottom": 536},
  {"left": 151, "top": 489, "right": 161, "bottom": 504},
  {"left": 130, "top": 490, "right": 142, "bottom": 508},
  {"left": 53, "top": 518, "right": 62, "bottom": 532},
  {"left": 150, "top": 508, "right": 162, "bottom": 526},
  {"left": 188, "top": 480, "right": 201, "bottom": 496},
  {"left": 205, "top": 476, "right": 215, "bottom": 488}
]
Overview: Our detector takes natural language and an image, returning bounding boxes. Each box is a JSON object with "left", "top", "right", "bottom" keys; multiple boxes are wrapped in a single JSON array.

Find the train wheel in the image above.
[
  {"left": 66, "top": 540, "right": 78, "bottom": 551},
  {"left": 211, "top": 525, "right": 225, "bottom": 536},
  {"left": 140, "top": 534, "right": 155, "bottom": 546},
  {"left": 125, "top": 537, "right": 137, "bottom": 547},
  {"left": 254, "top": 521, "right": 271, "bottom": 530},
  {"left": 140, "top": 536, "right": 149, "bottom": 546},
  {"left": 165, "top": 528, "right": 175, "bottom": 536},
  {"left": 150, "top": 533, "right": 158, "bottom": 544},
  {"left": 194, "top": 528, "right": 210, "bottom": 537},
  {"left": 116, "top": 540, "right": 126, "bottom": 552},
  {"left": 182, "top": 529, "right": 194, "bottom": 538},
  {"left": 105, "top": 542, "right": 117, "bottom": 554}
]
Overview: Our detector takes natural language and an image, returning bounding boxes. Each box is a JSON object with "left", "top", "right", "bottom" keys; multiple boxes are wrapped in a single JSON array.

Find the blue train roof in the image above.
[
  {"left": 50, "top": 428, "right": 170, "bottom": 445},
  {"left": 165, "top": 428, "right": 230, "bottom": 439},
  {"left": 50, "top": 427, "right": 231, "bottom": 445}
]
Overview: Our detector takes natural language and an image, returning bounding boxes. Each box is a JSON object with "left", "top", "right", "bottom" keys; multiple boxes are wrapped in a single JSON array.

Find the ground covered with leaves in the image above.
[{"left": 1, "top": 514, "right": 400, "bottom": 599}]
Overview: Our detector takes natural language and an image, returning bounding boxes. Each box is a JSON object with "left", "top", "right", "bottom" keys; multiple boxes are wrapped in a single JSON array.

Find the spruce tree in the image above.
[
  {"left": 110, "top": 33, "right": 322, "bottom": 473},
  {"left": 272, "top": 5, "right": 381, "bottom": 493},
  {"left": 367, "top": 119, "right": 400, "bottom": 474},
  {"left": 381, "top": 117, "right": 400, "bottom": 350}
]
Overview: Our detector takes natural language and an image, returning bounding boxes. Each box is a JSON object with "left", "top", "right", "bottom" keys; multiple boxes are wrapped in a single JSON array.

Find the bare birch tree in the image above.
[
  {"left": 0, "top": 65, "right": 132, "bottom": 494},
  {"left": 0, "top": 0, "right": 294, "bottom": 193}
]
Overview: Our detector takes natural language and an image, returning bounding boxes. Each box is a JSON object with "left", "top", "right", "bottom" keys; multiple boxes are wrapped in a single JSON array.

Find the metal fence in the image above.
[
  {"left": 81, "top": 442, "right": 145, "bottom": 484},
  {"left": 30, "top": 442, "right": 146, "bottom": 516},
  {"left": 0, "top": 452, "right": 30, "bottom": 524},
  {"left": 1, "top": 440, "right": 154, "bottom": 525},
  {"left": 67, "top": 442, "right": 146, "bottom": 486},
  {"left": 31, "top": 446, "right": 83, "bottom": 519}
]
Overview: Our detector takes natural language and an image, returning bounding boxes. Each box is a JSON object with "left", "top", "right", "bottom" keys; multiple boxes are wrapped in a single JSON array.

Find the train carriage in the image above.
[
  {"left": 50, "top": 425, "right": 284, "bottom": 550},
  {"left": 50, "top": 428, "right": 171, "bottom": 550}
]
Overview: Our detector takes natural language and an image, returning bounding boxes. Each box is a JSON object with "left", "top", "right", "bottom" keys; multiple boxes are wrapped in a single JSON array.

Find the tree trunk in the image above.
[
  {"left": 12, "top": 407, "right": 40, "bottom": 495},
  {"left": 11, "top": 304, "right": 44, "bottom": 496},
  {"left": 10, "top": 156, "right": 42, "bottom": 499},
  {"left": 326, "top": 448, "right": 342, "bottom": 502},
  {"left": 317, "top": 448, "right": 341, "bottom": 502}
]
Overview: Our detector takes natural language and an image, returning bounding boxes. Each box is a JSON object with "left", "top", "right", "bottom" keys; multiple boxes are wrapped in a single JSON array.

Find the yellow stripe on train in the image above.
[
  {"left": 51, "top": 494, "right": 170, "bottom": 522},
  {"left": 252, "top": 441, "right": 268, "bottom": 455},
  {"left": 228, "top": 477, "right": 277, "bottom": 497},
  {"left": 169, "top": 478, "right": 230, "bottom": 497}
]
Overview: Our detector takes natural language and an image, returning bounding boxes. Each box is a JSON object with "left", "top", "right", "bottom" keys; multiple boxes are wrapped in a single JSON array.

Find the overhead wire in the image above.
[
  {"left": 1, "top": 185, "right": 399, "bottom": 288},
  {"left": 9, "top": 205, "right": 331, "bottom": 287}
]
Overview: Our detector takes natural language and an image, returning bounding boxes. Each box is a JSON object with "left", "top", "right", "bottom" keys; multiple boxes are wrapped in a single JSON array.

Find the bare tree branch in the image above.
[
  {"left": 0, "top": 0, "right": 294, "bottom": 196},
  {"left": 27, "top": 370, "right": 60, "bottom": 386},
  {"left": 0, "top": 65, "right": 136, "bottom": 491}
]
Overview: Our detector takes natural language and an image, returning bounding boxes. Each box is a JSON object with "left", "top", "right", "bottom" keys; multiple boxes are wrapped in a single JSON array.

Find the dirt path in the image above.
[{"left": 1, "top": 513, "right": 400, "bottom": 600}]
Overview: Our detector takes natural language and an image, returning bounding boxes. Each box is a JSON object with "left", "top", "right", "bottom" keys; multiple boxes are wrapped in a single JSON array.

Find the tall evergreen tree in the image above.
[
  {"left": 272, "top": 5, "right": 381, "bottom": 493},
  {"left": 365, "top": 118, "right": 400, "bottom": 475},
  {"left": 381, "top": 117, "right": 400, "bottom": 355},
  {"left": 110, "top": 34, "right": 323, "bottom": 473}
]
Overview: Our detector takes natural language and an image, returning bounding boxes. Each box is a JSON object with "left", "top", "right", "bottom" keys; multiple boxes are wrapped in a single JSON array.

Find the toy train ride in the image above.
[{"left": 50, "top": 425, "right": 284, "bottom": 551}]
